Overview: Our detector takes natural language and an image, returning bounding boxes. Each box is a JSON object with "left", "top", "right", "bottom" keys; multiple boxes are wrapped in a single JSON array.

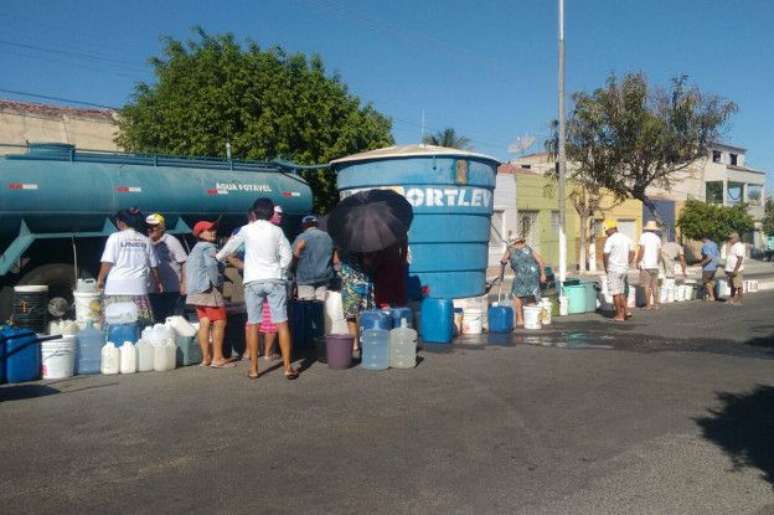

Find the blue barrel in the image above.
[
  {"left": 420, "top": 298, "right": 454, "bottom": 343},
  {"left": 333, "top": 145, "right": 499, "bottom": 299},
  {"left": 3, "top": 326, "right": 41, "bottom": 383},
  {"left": 359, "top": 309, "right": 393, "bottom": 334},
  {"left": 389, "top": 306, "right": 413, "bottom": 328},
  {"left": 106, "top": 323, "right": 139, "bottom": 345}
]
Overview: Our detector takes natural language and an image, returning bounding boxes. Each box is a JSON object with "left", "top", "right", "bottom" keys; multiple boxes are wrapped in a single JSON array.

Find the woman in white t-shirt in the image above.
[{"left": 96, "top": 208, "right": 163, "bottom": 327}]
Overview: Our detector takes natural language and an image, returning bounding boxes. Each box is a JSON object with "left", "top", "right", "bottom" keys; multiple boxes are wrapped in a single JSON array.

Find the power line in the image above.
[
  {"left": 0, "top": 39, "right": 150, "bottom": 73},
  {"left": 0, "top": 89, "right": 118, "bottom": 110}
]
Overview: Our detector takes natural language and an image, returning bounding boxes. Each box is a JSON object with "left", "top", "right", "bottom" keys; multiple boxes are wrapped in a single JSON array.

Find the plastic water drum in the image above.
[
  {"left": 488, "top": 304, "right": 514, "bottom": 333},
  {"left": 41, "top": 335, "right": 76, "bottom": 379},
  {"left": 3, "top": 327, "right": 41, "bottom": 383},
  {"left": 420, "top": 298, "right": 454, "bottom": 343},
  {"left": 564, "top": 284, "right": 586, "bottom": 314},
  {"left": 523, "top": 305, "right": 542, "bottom": 330},
  {"left": 361, "top": 329, "right": 390, "bottom": 370}
]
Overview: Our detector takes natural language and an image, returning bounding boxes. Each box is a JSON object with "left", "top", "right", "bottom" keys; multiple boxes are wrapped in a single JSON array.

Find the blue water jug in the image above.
[
  {"left": 420, "top": 298, "right": 454, "bottom": 343},
  {"left": 77, "top": 321, "right": 104, "bottom": 375},
  {"left": 361, "top": 328, "right": 390, "bottom": 370},
  {"left": 488, "top": 304, "right": 514, "bottom": 333},
  {"left": 359, "top": 310, "right": 393, "bottom": 339},
  {"left": 2, "top": 326, "right": 41, "bottom": 383},
  {"left": 106, "top": 322, "right": 139, "bottom": 346},
  {"left": 389, "top": 307, "right": 413, "bottom": 328}
]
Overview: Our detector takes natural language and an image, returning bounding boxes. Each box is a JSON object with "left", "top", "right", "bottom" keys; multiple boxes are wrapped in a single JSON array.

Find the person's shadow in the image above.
[{"left": 695, "top": 385, "right": 774, "bottom": 487}]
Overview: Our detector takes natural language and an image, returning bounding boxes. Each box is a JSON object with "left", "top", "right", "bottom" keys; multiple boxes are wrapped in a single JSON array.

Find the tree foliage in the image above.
[
  {"left": 566, "top": 72, "right": 737, "bottom": 216},
  {"left": 677, "top": 200, "right": 754, "bottom": 242},
  {"left": 422, "top": 128, "right": 472, "bottom": 150},
  {"left": 116, "top": 29, "right": 394, "bottom": 212},
  {"left": 763, "top": 198, "right": 774, "bottom": 235}
]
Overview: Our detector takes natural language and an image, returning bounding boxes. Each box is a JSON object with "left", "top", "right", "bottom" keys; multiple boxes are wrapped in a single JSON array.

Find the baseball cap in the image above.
[
  {"left": 192, "top": 220, "right": 217, "bottom": 237},
  {"left": 274, "top": 205, "right": 283, "bottom": 214},
  {"left": 145, "top": 213, "right": 165, "bottom": 226},
  {"left": 603, "top": 219, "right": 617, "bottom": 232},
  {"left": 302, "top": 215, "right": 318, "bottom": 224}
]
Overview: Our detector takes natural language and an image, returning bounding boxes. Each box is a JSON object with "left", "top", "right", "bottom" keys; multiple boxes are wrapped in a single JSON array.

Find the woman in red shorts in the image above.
[{"left": 185, "top": 221, "right": 233, "bottom": 368}]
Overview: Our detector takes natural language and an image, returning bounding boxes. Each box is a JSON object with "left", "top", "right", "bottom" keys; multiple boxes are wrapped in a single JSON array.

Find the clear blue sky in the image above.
[{"left": 1, "top": 0, "right": 772, "bottom": 189}]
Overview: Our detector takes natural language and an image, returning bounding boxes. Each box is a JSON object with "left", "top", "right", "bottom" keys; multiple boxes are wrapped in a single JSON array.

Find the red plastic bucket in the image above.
[{"left": 325, "top": 334, "right": 353, "bottom": 369}]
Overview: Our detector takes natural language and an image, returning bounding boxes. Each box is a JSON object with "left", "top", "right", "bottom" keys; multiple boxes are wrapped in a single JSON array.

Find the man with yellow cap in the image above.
[
  {"left": 146, "top": 213, "right": 188, "bottom": 321},
  {"left": 602, "top": 220, "right": 634, "bottom": 321}
]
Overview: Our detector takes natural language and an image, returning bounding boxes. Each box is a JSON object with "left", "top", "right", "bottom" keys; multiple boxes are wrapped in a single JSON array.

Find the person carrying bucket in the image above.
[{"left": 500, "top": 234, "right": 546, "bottom": 327}]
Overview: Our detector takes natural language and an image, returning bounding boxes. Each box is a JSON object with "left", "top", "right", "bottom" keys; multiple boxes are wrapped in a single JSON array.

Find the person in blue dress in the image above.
[{"left": 500, "top": 236, "right": 546, "bottom": 327}]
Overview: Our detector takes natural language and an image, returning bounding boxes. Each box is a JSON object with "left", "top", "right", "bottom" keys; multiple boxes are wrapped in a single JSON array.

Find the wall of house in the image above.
[{"left": 489, "top": 172, "right": 517, "bottom": 267}]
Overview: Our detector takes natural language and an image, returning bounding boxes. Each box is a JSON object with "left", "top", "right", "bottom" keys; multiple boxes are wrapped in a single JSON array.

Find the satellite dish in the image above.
[{"left": 508, "top": 135, "right": 536, "bottom": 155}]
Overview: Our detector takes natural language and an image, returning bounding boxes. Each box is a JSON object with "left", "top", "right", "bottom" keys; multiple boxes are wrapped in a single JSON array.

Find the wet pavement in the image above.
[{"left": 2, "top": 291, "right": 774, "bottom": 514}]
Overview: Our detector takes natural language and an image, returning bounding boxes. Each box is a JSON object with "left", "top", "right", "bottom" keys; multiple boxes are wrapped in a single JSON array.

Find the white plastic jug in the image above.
[
  {"left": 150, "top": 323, "right": 174, "bottom": 345},
  {"left": 119, "top": 341, "right": 137, "bottom": 374},
  {"left": 389, "top": 319, "right": 417, "bottom": 369},
  {"left": 523, "top": 305, "right": 542, "bottom": 330},
  {"left": 324, "top": 291, "right": 348, "bottom": 335},
  {"left": 540, "top": 298, "right": 553, "bottom": 325},
  {"left": 164, "top": 340, "right": 176, "bottom": 371},
  {"left": 136, "top": 339, "right": 154, "bottom": 372},
  {"left": 165, "top": 316, "right": 196, "bottom": 337},
  {"left": 101, "top": 342, "right": 120, "bottom": 375},
  {"left": 76, "top": 278, "right": 98, "bottom": 293},
  {"left": 153, "top": 339, "right": 177, "bottom": 371},
  {"left": 104, "top": 302, "right": 138, "bottom": 324}
]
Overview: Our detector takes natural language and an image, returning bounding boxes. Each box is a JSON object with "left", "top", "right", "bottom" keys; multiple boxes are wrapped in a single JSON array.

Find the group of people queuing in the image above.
[
  {"left": 94, "top": 198, "right": 408, "bottom": 380},
  {"left": 602, "top": 219, "right": 746, "bottom": 322}
]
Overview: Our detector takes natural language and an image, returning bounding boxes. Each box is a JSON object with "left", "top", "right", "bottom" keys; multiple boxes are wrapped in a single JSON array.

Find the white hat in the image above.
[
  {"left": 643, "top": 220, "right": 660, "bottom": 232},
  {"left": 274, "top": 205, "right": 283, "bottom": 213}
]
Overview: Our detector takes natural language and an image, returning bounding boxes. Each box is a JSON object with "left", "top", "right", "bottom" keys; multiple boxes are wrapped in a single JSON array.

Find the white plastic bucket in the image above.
[
  {"left": 41, "top": 335, "right": 76, "bottom": 379},
  {"left": 461, "top": 309, "right": 483, "bottom": 335},
  {"left": 540, "top": 299, "right": 552, "bottom": 325},
  {"left": 523, "top": 305, "right": 542, "bottom": 330},
  {"left": 454, "top": 295, "right": 489, "bottom": 330},
  {"left": 73, "top": 291, "right": 102, "bottom": 325}
]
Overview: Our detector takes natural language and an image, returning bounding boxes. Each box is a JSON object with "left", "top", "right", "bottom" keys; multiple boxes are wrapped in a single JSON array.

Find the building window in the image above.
[
  {"left": 712, "top": 150, "right": 722, "bottom": 163},
  {"left": 706, "top": 181, "right": 723, "bottom": 204},
  {"left": 550, "top": 210, "right": 560, "bottom": 232},
  {"left": 727, "top": 182, "right": 744, "bottom": 205},
  {"left": 747, "top": 184, "right": 762, "bottom": 206},
  {"left": 729, "top": 153, "right": 738, "bottom": 166},
  {"left": 522, "top": 164, "right": 531, "bottom": 169}
]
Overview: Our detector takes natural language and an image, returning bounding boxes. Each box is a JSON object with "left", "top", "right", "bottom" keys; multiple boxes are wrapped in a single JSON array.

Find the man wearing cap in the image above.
[
  {"left": 603, "top": 220, "right": 634, "bottom": 321},
  {"left": 636, "top": 220, "right": 663, "bottom": 310},
  {"left": 146, "top": 213, "right": 188, "bottom": 322},
  {"left": 293, "top": 215, "right": 334, "bottom": 302},
  {"left": 217, "top": 198, "right": 297, "bottom": 380}
]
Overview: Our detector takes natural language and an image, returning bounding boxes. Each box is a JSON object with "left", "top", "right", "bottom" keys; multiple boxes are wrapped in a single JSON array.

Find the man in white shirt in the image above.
[
  {"left": 603, "top": 220, "right": 634, "bottom": 322},
  {"left": 146, "top": 213, "right": 188, "bottom": 321},
  {"left": 217, "top": 198, "right": 298, "bottom": 380},
  {"left": 725, "top": 232, "right": 746, "bottom": 305},
  {"left": 636, "top": 220, "right": 663, "bottom": 310}
]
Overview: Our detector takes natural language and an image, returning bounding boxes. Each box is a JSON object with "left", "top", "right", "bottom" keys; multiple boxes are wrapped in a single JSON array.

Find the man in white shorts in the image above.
[
  {"left": 636, "top": 220, "right": 663, "bottom": 310},
  {"left": 603, "top": 220, "right": 634, "bottom": 322}
]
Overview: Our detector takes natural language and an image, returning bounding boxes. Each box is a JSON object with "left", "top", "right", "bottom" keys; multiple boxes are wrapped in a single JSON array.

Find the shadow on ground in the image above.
[{"left": 696, "top": 385, "right": 774, "bottom": 487}]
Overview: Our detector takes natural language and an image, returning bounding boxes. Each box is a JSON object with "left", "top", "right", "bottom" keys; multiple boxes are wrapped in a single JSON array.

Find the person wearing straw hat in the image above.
[
  {"left": 603, "top": 220, "right": 634, "bottom": 322},
  {"left": 145, "top": 213, "right": 188, "bottom": 322},
  {"left": 636, "top": 220, "right": 664, "bottom": 310},
  {"left": 500, "top": 234, "right": 546, "bottom": 327}
]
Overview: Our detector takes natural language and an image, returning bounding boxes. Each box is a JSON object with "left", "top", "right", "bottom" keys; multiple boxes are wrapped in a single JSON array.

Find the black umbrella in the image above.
[{"left": 328, "top": 189, "right": 413, "bottom": 253}]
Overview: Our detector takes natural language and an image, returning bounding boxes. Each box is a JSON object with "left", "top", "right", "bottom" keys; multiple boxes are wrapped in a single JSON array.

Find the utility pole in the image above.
[{"left": 557, "top": 0, "right": 567, "bottom": 285}]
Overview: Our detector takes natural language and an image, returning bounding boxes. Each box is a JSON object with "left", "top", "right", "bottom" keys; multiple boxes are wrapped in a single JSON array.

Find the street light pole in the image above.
[{"left": 557, "top": 0, "right": 568, "bottom": 285}]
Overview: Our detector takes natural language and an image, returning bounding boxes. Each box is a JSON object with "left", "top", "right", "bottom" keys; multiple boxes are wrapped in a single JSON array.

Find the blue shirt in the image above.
[
  {"left": 701, "top": 240, "right": 719, "bottom": 272},
  {"left": 185, "top": 241, "right": 223, "bottom": 294},
  {"left": 292, "top": 228, "right": 334, "bottom": 285}
]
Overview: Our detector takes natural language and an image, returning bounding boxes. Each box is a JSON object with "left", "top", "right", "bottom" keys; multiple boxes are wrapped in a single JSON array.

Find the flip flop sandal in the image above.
[
  {"left": 248, "top": 372, "right": 259, "bottom": 380},
  {"left": 284, "top": 368, "right": 299, "bottom": 380},
  {"left": 210, "top": 361, "right": 237, "bottom": 369}
]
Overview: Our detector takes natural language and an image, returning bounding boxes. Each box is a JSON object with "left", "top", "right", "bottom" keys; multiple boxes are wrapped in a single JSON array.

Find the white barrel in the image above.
[
  {"left": 461, "top": 309, "right": 483, "bottom": 335},
  {"left": 41, "top": 335, "right": 76, "bottom": 379},
  {"left": 523, "top": 305, "right": 542, "bottom": 330},
  {"left": 540, "top": 298, "right": 553, "bottom": 325},
  {"left": 73, "top": 291, "right": 102, "bottom": 326}
]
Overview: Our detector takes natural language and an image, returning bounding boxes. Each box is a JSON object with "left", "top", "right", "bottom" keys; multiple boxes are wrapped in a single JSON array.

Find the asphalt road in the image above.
[{"left": 2, "top": 293, "right": 774, "bottom": 514}]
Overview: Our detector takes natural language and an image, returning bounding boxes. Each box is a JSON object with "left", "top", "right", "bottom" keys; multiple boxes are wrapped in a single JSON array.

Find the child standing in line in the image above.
[{"left": 186, "top": 221, "right": 233, "bottom": 368}]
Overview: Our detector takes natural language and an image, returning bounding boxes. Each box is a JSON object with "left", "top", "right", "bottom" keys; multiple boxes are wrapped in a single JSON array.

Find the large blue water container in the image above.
[
  {"left": 359, "top": 309, "right": 393, "bottom": 335},
  {"left": 361, "top": 329, "right": 390, "bottom": 370},
  {"left": 333, "top": 145, "right": 500, "bottom": 299},
  {"left": 388, "top": 307, "right": 413, "bottom": 328},
  {"left": 420, "top": 298, "right": 454, "bottom": 343},
  {"left": 106, "top": 323, "right": 139, "bottom": 346},
  {"left": 3, "top": 326, "right": 41, "bottom": 383},
  {"left": 76, "top": 322, "right": 103, "bottom": 375}
]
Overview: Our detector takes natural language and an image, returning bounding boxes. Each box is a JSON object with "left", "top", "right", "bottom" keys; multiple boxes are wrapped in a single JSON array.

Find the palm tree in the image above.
[{"left": 422, "top": 128, "right": 472, "bottom": 150}]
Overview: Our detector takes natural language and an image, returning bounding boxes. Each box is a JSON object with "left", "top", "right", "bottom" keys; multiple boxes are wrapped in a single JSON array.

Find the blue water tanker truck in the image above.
[{"left": 0, "top": 143, "right": 314, "bottom": 317}]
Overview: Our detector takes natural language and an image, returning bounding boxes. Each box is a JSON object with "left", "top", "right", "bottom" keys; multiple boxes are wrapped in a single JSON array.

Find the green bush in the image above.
[{"left": 677, "top": 200, "right": 754, "bottom": 243}]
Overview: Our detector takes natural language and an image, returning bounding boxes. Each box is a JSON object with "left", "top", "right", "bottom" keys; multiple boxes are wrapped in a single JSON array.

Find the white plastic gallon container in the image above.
[
  {"left": 136, "top": 339, "right": 154, "bottom": 372},
  {"left": 390, "top": 319, "right": 417, "bottom": 369},
  {"left": 165, "top": 316, "right": 196, "bottom": 337},
  {"left": 461, "top": 309, "right": 483, "bottom": 335},
  {"left": 41, "top": 335, "right": 76, "bottom": 379},
  {"left": 119, "top": 341, "right": 137, "bottom": 374},
  {"left": 523, "top": 305, "right": 542, "bottom": 330},
  {"left": 100, "top": 342, "right": 120, "bottom": 375},
  {"left": 76, "top": 278, "right": 98, "bottom": 293},
  {"left": 540, "top": 298, "right": 553, "bottom": 326},
  {"left": 153, "top": 339, "right": 177, "bottom": 371},
  {"left": 104, "top": 302, "right": 138, "bottom": 325},
  {"left": 164, "top": 340, "right": 176, "bottom": 371},
  {"left": 73, "top": 290, "right": 102, "bottom": 326}
]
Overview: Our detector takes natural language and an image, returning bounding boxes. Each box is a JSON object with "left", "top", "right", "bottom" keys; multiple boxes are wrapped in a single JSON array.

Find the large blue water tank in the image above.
[{"left": 332, "top": 145, "right": 499, "bottom": 299}]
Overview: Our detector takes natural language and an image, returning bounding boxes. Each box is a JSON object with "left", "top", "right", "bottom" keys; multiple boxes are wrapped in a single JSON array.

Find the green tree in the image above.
[
  {"left": 763, "top": 198, "right": 774, "bottom": 235},
  {"left": 422, "top": 128, "right": 472, "bottom": 150},
  {"left": 116, "top": 29, "right": 394, "bottom": 213},
  {"left": 677, "top": 200, "right": 754, "bottom": 243},
  {"left": 565, "top": 73, "right": 737, "bottom": 218}
]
